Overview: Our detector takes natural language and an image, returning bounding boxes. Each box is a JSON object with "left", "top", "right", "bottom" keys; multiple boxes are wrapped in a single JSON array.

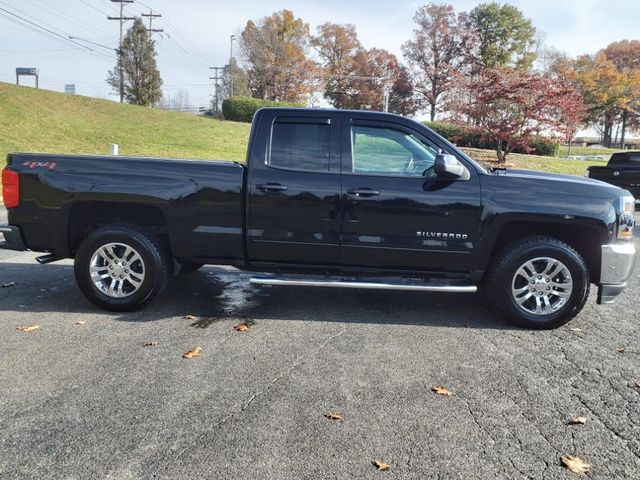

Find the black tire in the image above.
[
  {"left": 178, "top": 261, "right": 204, "bottom": 274},
  {"left": 485, "top": 235, "right": 590, "bottom": 329},
  {"left": 74, "top": 224, "right": 170, "bottom": 312}
]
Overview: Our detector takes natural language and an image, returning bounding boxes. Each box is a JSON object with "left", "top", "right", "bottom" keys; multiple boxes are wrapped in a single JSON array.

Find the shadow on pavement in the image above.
[{"left": 0, "top": 262, "right": 517, "bottom": 331}]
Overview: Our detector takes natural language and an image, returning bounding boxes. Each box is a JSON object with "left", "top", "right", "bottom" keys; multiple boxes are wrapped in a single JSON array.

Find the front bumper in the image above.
[
  {"left": 597, "top": 242, "right": 636, "bottom": 304},
  {"left": 0, "top": 225, "right": 27, "bottom": 251}
]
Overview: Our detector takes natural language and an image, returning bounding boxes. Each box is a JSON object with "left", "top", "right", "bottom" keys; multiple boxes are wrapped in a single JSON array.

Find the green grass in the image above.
[
  {"left": 0, "top": 82, "right": 250, "bottom": 166},
  {"left": 0, "top": 81, "right": 607, "bottom": 179},
  {"left": 460, "top": 148, "right": 607, "bottom": 176},
  {"left": 558, "top": 145, "right": 623, "bottom": 157}
]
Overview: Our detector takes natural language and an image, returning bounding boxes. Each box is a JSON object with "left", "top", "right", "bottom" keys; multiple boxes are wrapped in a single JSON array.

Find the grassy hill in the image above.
[
  {"left": 0, "top": 81, "right": 607, "bottom": 177},
  {"left": 0, "top": 82, "right": 250, "bottom": 165}
]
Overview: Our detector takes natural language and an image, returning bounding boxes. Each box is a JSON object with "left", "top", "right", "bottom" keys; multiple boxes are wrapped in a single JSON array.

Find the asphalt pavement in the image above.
[{"left": 1, "top": 206, "right": 639, "bottom": 479}]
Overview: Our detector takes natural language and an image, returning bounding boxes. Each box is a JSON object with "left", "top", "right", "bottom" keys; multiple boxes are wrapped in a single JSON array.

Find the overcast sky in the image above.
[{"left": 1, "top": 0, "right": 639, "bottom": 108}]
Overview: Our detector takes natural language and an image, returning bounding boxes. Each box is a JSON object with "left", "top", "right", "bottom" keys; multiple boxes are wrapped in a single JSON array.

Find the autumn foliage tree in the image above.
[
  {"left": 311, "top": 22, "right": 362, "bottom": 108},
  {"left": 463, "top": 68, "right": 584, "bottom": 163},
  {"left": 402, "top": 3, "right": 477, "bottom": 121},
  {"left": 566, "top": 53, "right": 628, "bottom": 147},
  {"left": 601, "top": 40, "right": 640, "bottom": 146},
  {"left": 312, "top": 23, "right": 414, "bottom": 113},
  {"left": 239, "top": 10, "right": 317, "bottom": 103}
]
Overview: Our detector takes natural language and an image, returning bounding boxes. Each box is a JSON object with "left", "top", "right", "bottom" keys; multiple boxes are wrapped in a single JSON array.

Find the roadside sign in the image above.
[{"left": 16, "top": 67, "right": 38, "bottom": 76}]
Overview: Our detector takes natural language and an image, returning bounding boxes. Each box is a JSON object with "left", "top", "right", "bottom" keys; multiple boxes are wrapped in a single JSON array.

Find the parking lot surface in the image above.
[{"left": 1, "top": 207, "right": 639, "bottom": 479}]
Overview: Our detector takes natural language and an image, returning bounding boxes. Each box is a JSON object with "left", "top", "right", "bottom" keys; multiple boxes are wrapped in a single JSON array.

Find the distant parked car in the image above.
[{"left": 587, "top": 152, "right": 640, "bottom": 202}]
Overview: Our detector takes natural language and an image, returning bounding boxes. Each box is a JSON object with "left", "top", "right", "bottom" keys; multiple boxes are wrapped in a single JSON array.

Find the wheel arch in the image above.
[
  {"left": 478, "top": 219, "right": 608, "bottom": 283},
  {"left": 68, "top": 201, "right": 170, "bottom": 256}
]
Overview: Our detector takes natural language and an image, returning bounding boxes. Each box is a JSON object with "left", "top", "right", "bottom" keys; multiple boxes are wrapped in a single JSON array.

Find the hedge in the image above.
[
  {"left": 425, "top": 121, "right": 560, "bottom": 157},
  {"left": 222, "top": 96, "right": 304, "bottom": 123}
]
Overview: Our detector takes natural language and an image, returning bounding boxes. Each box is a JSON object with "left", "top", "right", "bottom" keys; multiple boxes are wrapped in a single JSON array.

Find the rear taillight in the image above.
[{"left": 1, "top": 168, "right": 20, "bottom": 208}]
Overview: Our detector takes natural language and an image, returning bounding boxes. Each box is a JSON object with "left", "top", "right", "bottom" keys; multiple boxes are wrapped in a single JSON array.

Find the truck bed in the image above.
[
  {"left": 588, "top": 152, "right": 640, "bottom": 200},
  {"left": 6, "top": 152, "right": 246, "bottom": 261}
]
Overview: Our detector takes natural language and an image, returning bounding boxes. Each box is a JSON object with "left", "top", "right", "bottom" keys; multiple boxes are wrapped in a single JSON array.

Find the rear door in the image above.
[
  {"left": 339, "top": 116, "right": 482, "bottom": 272},
  {"left": 246, "top": 110, "right": 342, "bottom": 264}
]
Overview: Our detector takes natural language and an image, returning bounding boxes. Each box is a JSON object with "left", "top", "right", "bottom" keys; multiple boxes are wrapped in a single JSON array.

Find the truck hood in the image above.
[{"left": 494, "top": 168, "right": 626, "bottom": 195}]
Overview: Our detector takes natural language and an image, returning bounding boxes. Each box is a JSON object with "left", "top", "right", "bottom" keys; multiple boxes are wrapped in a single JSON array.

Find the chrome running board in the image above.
[{"left": 250, "top": 276, "right": 477, "bottom": 293}]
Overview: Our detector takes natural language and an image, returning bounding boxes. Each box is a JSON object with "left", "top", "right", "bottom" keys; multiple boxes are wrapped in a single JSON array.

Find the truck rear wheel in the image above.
[
  {"left": 74, "top": 225, "right": 170, "bottom": 311},
  {"left": 486, "top": 236, "right": 590, "bottom": 329}
]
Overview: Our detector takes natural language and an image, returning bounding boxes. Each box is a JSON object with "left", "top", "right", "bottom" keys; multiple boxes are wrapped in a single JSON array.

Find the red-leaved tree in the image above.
[{"left": 463, "top": 68, "right": 585, "bottom": 163}]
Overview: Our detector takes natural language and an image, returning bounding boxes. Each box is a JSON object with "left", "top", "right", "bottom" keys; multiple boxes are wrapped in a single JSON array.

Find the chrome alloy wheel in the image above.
[
  {"left": 89, "top": 243, "right": 145, "bottom": 298},
  {"left": 511, "top": 257, "right": 573, "bottom": 316}
]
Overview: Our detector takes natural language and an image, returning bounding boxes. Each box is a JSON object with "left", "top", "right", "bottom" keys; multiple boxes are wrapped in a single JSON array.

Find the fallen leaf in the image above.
[
  {"left": 569, "top": 416, "right": 587, "bottom": 425},
  {"left": 616, "top": 346, "right": 626, "bottom": 353},
  {"left": 144, "top": 341, "right": 158, "bottom": 347},
  {"left": 432, "top": 385, "right": 453, "bottom": 396},
  {"left": 372, "top": 459, "right": 390, "bottom": 471},
  {"left": 561, "top": 455, "right": 591, "bottom": 474},
  {"left": 233, "top": 322, "right": 250, "bottom": 332},
  {"left": 17, "top": 325, "right": 40, "bottom": 333},
  {"left": 1, "top": 281, "right": 15, "bottom": 288},
  {"left": 75, "top": 321, "right": 87, "bottom": 325},
  {"left": 323, "top": 411, "right": 342, "bottom": 421},
  {"left": 182, "top": 346, "right": 203, "bottom": 359},
  {"left": 634, "top": 381, "right": 640, "bottom": 389},
  {"left": 183, "top": 314, "right": 198, "bottom": 321}
]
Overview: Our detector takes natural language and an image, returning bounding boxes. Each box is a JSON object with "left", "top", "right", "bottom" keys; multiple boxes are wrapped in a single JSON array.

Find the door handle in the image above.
[
  {"left": 256, "top": 183, "right": 288, "bottom": 192},
  {"left": 347, "top": 188, "right": 380, "bottom": 197}
]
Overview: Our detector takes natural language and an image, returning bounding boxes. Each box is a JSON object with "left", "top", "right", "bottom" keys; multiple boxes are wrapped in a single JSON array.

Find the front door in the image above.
[
  {"left": 247, "top": 111, "right": 342, "bottom": 264},
  {"left": 339, "top": 117, "right": 482, "bottom": 273}
]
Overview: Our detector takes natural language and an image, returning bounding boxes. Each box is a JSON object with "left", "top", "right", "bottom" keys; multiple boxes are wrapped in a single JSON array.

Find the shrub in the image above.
[
  {"left": 425, "top": 121, "right": 560, "bottom": 157},
  {"left": 526, "top": 137, "right": 560, "bottom": 157},
  {"left": 222, "top": 96, "right": 304, "bottom": 123}
]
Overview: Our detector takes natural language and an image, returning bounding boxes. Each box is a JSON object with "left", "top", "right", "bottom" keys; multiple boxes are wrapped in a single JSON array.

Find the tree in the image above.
[
  {"left": 567, "top": 53, "right": 628, "bottom": 147},
  {"left": 107, "top": 18, "right": 162, "bottom": 106},
  {"left": 601, "top": 40, "right": 640, "bottom": 146},
  {"left": 463, "top": 68, "right": 584, "bottom": 163},
  {"left": 157, "top": 89, "right": 192, "bottom": 111},
  {"left": 402, "top": 3, "right": 477, "bottom": 121},
  {"left": 239, "top": 10, "right": 317, "bottom": 103},
  {"left": 388, "top": 66, "right": 417, "bottom": 116},
  {"left": 218, "top": 58, "right": 250, "bottom": 103},
  {"left": 469, "top": 2, "right": 536, "bottom": 70},
  {"left": 311, "top": 22, "right": 362, "bottom": 108}
]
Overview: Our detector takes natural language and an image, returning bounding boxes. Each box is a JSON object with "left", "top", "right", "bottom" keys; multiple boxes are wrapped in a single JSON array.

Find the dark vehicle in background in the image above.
[
  {"left": 588, "top": 151, "right": 640, "bottom": 201},
  {"left": 1, "top": 108, "right": 636, "bottom": 329}
]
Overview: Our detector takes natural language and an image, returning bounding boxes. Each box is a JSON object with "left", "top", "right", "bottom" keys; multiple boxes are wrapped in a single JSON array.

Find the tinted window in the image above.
[
  {"left": 270, "top": 121, "right": 331, "bottom": 171},
  {"left": 351, "top": 126, "right": 438, "bottom": 177}
]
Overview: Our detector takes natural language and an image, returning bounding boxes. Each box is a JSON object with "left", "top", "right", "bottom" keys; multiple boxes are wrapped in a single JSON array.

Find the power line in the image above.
[
  {"left": 78, "top": 0, "right": 112, "bottom": 17},
  {"left": 0, "top": 4, "right": 112, "bottom": 61},
  {"left": 26, "top": 0, "right": 114, "bottom": 43}
]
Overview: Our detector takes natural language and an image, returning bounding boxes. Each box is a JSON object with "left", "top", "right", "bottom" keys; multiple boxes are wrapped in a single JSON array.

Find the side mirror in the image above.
[{"left": 434, "top": 154, "right": 468, "bottom": 179}]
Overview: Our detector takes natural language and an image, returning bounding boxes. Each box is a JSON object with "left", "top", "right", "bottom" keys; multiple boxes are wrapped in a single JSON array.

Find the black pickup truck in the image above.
[
  {"left": 587, "top": 151, "right": 640, "bottom": 201},
  {"left": 1, "top": 108, "right": 636, "bottom": 328}
]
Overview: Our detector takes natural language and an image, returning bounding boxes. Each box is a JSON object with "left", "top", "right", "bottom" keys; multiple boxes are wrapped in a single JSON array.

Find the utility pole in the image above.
[
  {"left": 141, "top": 9, "right": 163, "bottom": 37},
  {"left": 229, "top": 35, "right": 236, "bottom": 98},
  {"left": 108, "top": 0, "right": 135, "bottom": 103},
  {"left": 209, "top": 66, "right": 223, "bottom": 114}
]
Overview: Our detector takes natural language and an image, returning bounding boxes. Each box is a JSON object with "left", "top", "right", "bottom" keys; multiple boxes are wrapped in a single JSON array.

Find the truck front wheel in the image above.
[
  {"left": 486, "top": 236, "right": 590, "bottom": 329},
  {"left": 74, "top": 225, "right": 170, "bottom": 311}
]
